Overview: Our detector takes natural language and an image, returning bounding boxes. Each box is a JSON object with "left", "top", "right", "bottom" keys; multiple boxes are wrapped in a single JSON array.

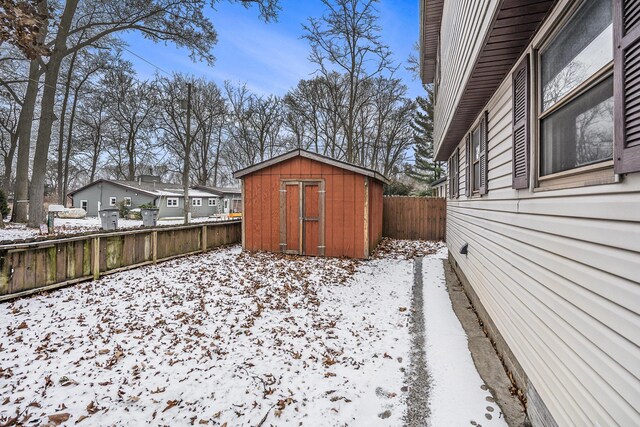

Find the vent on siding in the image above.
[{"left": 512, "top": 55, "right": 529, "bottom": 189}]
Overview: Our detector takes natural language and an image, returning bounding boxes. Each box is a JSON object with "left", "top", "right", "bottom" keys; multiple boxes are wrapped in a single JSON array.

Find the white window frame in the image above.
[
  {"left": 124, "top": 196, "right": 132, "bottom": 207},
  {"left": 208, "top": 198, "right": 216, "bottom": 206},
  {"left": 109, "top": 196, "right": 116, "bottom": 206},
  {"left": 166, "top": 197, "right": 179, "bottom": 207},
  {"left": 80, "top": 200, "right": 88, "bottom": 211},
  {"left": 192, "top": 198, "right": 202, "bottom": 207}
]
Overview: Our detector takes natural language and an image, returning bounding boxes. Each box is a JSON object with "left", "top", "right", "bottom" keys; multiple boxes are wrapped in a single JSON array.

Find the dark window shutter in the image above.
[
  {"left": 512, "top": 55, "right": 530, "bottom": 189},
  {"left": 455, "top": 148, "right": 460, "bottom": 198},
  {"left": 448, "top": 157, "right": 453, "bottom": 199},
  {"left": 614, "top": 0, "right": 640, "bottom": 173},
  {"left": 465, "top": 134, "right": 472, "bottom": 197},
  {"left": 479, "top": 111, "right": 488, "bottom": 195}
]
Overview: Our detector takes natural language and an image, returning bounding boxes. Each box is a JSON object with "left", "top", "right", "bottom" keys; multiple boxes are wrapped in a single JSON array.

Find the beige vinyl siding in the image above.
[
  {"left": 434, "top": 0, "right": 499, "bottom": 154},
  {"left": 445, "top": 1, "right": 640, "bottom": 424}
]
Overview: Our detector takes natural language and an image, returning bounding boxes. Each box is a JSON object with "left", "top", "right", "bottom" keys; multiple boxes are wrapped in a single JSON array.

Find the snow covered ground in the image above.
[
  {"left": 0, "top": 239, "right": 508, "bottom": 426},
  {"left": 423, "top": 247, "right": 507, "bottom": 427},
  {"left": 0, "top": 216, "right": 233, "bottom": 243},
  {"left": 0, "top": 240, "right": 443, "bottom": 426}
]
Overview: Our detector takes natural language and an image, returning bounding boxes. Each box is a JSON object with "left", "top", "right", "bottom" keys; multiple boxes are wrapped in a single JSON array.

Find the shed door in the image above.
[
  {"left": 302, "top": 183, "right": 319, "bottom": 256},
  {"left": 284, "top": 183, "right": 300, "bottom": 254},
  {"left": 281, "top": 181, "right": 325, "bottom": 256}
]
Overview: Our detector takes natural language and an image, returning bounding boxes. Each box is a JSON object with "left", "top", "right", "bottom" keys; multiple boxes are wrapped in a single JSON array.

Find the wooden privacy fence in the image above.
[
  {"left": 382, "top": 196, "right": 446, "bottom": 241},
  {"left": 0, "top": 221, "right": 241, "bottom": 301}
]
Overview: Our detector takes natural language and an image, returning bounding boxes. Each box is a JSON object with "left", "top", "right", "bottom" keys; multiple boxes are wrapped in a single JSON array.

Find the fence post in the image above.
[
  {"left": 202, "top": 225, "right": 207, "bottom": 252},
  {"left": 92, "top": 237, "right": 100, "bottom": 280},
  {"left": 152, "top": 231, "right": 158, "bottom": 264}
]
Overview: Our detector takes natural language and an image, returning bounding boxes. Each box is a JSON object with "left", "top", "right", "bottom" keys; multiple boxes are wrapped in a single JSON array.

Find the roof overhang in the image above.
[
  {"left": 429, "top": 0, "right": 557, "bottom": 161},
  {"left": 420, "top": 0, "right": 444, "bottom": 84},
  {"left": 233, "top": 149, "right": 390, "bottom": 184},
  {"left": 67, "top": 179, "right": 159, "bottom": 198}
]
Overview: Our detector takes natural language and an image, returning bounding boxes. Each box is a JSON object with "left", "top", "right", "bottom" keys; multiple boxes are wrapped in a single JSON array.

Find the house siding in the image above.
[
  {"left": 71, "top": 182, "right": 156, "bottom": 216},
  {"left": 442, "top": 0, "right": 640, "bottom": 425},
  {"left": 433, "top": 0, "right": 499, "bottom": 156}
]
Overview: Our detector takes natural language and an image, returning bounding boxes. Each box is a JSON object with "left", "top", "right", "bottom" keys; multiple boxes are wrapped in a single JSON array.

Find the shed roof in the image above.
[{"left": 232, "top": 149, "right": 390, "bottom": 184}]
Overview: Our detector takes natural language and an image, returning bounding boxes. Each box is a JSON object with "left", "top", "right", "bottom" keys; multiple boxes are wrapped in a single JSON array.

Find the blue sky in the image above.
[{"left": 119, "top": 0, "right": 424, "bottom": 99}]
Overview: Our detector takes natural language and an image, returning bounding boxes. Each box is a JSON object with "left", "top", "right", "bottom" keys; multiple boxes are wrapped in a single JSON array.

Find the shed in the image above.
[{"left": 233, "top": 149, "right": 388, "bottom": 259}]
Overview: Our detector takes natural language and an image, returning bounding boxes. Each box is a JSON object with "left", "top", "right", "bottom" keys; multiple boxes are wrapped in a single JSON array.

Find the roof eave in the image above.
[
  {"left": 420, "top": 0, "right": 444, "bottom": 85},
  {"left": 434, "top": 0, "right": 557, "bottom": 161}
]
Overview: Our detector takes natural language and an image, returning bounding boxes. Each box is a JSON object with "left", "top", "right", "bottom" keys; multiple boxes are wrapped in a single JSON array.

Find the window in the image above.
[
  {"left": 208, "top": 198, "right": 216, "bottom": 206},
  {"left": 538, "top": 0, "right": 613, "bottom": 177},
  {"left": 224, "top": 199, "right": 229, "bottom": 209},
  {"left": 109, "top": 197, "right": 116, "bottom": 206},
  {"left": 166, "top": 197, "right": 179, "bottom": 207},
  {"left": 448, "top": 148, "right": 459, "bottom": 199},
  {"left": 471, "top": 126, "right": 481, "bottom": 192},
  {"left": 80, "top": 200, "right": 88, "bottom": 211},
  {"left": 466, "top": 112, "right": 489, "bottom": 196},
  {"left": 192, "top": 198, "right": 202, "bottom": 207},
  {"left": 124, "top": 197, "right": 131, "bottom": 207}
]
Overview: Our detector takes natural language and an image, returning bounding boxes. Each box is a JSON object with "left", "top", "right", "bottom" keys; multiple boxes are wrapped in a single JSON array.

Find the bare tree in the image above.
[
  {"left": 104, "top": 67, "right": 158, "bottom": 181},
  {"left": 0, "top": 90, "right": 19, "bottom": 194},
  {"left": 12, "top": 0, "right": 279, "bottom": 226},
  {"left": 303, "top": 0, "right": 394, "bottom": 163}
]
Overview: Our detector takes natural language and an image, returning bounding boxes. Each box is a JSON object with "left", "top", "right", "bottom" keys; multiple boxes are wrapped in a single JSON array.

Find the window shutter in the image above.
[
  {"left": 465, "top": 134, "right": 472, "bottom": 197},
  {"left": 479, "top": 111, "right": 488, "bottom": 195},
  {"left": 455, "top": 148, "right": 460, "bottom": 199},
  {"left": 614, "top": 0, "right": 640, "bottom": 173},
  {"left": 512, "top": 55, "right": 530, "bottom": 189},
  {"left": 448, "top": 157, "right": 453, "bottom": 199}
]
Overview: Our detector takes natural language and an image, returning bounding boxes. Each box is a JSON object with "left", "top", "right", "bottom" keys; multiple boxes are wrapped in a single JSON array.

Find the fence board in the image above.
[
  {"left": 0, "top": 221, "right": 241, "bottom": 301},
  {"left": 382, "top": 196, "right": 446, "bottom": 241}
]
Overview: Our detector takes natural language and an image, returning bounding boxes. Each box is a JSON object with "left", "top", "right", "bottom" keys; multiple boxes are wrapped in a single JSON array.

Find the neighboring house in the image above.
[
  {"left": 429, "top": 176, "right": 447, "bottom": 198},
  {"left": 192, "top": 185, "right": 242, "bottom": 214},
  {"left": 68, "top": 176, "right": 231, "bottom": 219},
  {"left": 421, "top": 0, "right": 639, "bottom": 426},
  {"left": 233, "top": 149, "right": 387, "bottom": 259}
]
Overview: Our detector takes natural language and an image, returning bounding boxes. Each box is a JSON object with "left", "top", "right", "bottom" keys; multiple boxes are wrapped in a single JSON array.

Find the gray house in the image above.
[
  {"left": 192, "top": 185, "right": 242, "bottom": 214},
  {"left": 68, "top": 176, "right": 232, "bottom": 219}
]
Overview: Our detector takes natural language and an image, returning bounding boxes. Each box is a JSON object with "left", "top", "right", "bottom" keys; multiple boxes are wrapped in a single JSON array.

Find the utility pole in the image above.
[{"left": 183, "top": 82, "right": 192, "bottom": 225}]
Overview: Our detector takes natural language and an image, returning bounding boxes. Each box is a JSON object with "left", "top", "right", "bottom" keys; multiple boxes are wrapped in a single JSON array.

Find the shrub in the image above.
[{"left": 117, "top": 200, "right": 130, "bottom": 218}]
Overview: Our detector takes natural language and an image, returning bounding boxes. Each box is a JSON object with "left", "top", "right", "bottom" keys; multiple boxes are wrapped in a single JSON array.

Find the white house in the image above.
[{"left": 421, "top": 0, "right": 640, "bottom": 425}]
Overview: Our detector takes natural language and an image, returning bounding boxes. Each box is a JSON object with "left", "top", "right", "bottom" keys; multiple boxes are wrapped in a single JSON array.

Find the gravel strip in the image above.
[{"left": 405, "top": 256, "right": 431, "bottom": 426}]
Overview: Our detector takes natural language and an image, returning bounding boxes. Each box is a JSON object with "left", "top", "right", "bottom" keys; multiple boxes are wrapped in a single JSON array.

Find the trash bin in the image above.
[
  {"left": 99, "top": 208, "right": 119, "bottom": 230},
  {"left": 141, "top": 208, "right": 160, "bottom": 227}
]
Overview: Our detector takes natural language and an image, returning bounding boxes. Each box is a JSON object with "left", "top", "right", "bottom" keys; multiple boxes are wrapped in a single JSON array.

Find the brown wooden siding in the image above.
[{"left": 242, "top": 156, "right": 383, "bottom": 259}]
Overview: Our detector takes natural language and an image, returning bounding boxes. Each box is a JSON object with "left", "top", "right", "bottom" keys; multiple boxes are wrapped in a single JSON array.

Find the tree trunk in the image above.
[
  {"left": 183, "top": 83, "right": 192, "bottom": 224},
  {"left": 28, "top": 0, "right": 79, "bottom": 227},
  {"left": 12, "top": 60, "right": 41, "bottom": 223},
  {"left": 62, "top": 86, "right": 80, "bottom": 204},
  {"left": 2, "top": 132, "right": 18, "bottom": 195},
  {"left": 127, "top": 131, "right": 135, "bottom": 181},
  {"left": 57, "top": 51, "right": 77, "bottom": 204}
]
